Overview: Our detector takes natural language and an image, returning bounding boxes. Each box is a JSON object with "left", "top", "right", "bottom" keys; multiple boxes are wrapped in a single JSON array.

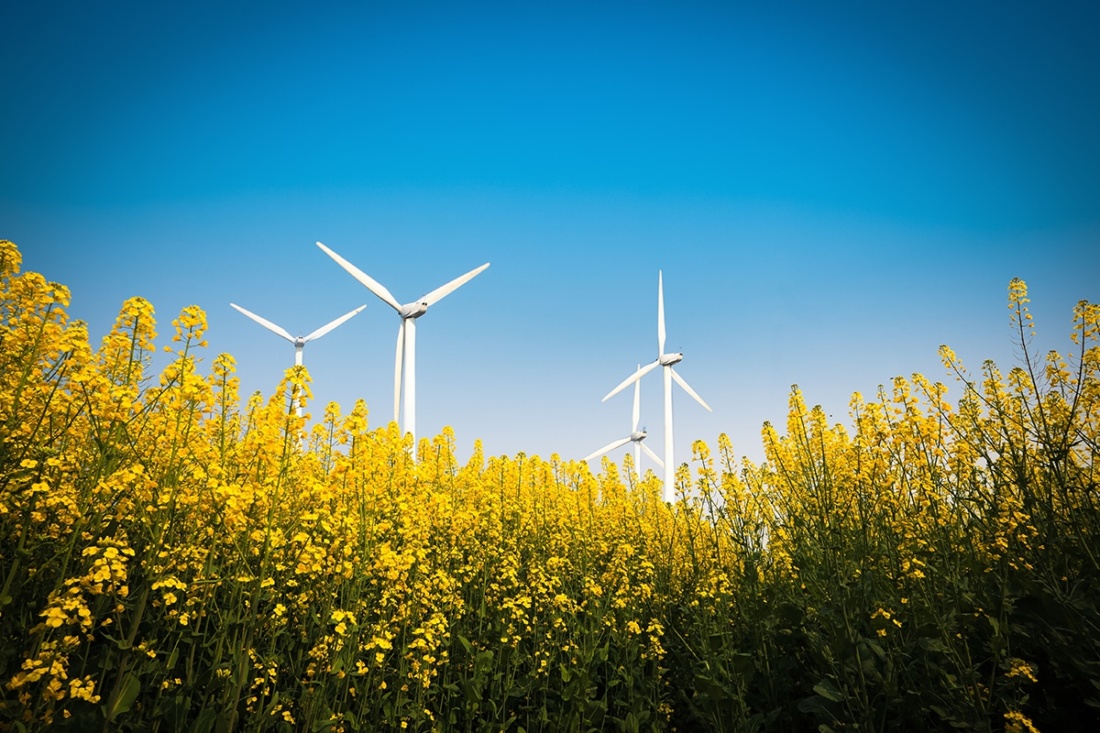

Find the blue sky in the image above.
[{"left": 3, "top": 0, "right": 1098, "bottom": 467}]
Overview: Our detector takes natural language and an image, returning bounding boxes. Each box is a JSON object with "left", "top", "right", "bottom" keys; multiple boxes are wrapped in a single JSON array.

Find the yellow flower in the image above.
[
  {"left": 1004, "top": 710, "right": 1040, "bottom": 733},
  {"left": 1006, "top": 658, "right": 1038, "bottom": 684}
]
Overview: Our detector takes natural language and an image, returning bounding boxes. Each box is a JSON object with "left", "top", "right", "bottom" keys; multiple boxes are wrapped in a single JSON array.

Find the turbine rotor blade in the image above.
[
  {"left": 671, "top": 368, "right": 712, "bottom": 412},
  {"left": 631, "top": 368, "right": 641, "bottom": 432},
  {"left": 641, "top": 442, "right": 664, "bottom": 468},
  {"left": 230, "top": 303, "right": 295, "bottom": 343},
  {"left": 602, "top": 360, "right": 660, "bottom": 402},
  {"left": 394, "top": 322, "right": 405, "bottom": 424},
  {"left": 420, "top": 263, "right": 490, "bottom": 306},
  {"left": 316, "top": 241, "right": 402, "bottom": 312},
  {"left": 583, "top": 436, "right": 632, "bottom": 461},
  {"left": 303, "top": 304, "right": 367, "bottom": 342},
  {"left": 657, "top": 270, "right": 666, "bottom": 356}
]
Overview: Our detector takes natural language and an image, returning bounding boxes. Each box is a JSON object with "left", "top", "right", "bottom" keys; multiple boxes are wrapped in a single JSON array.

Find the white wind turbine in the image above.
[
  {"left": 585, "top": 365, "right": 664, "bottom": 475},
  {"left": 602, "top": 271, "right": 711, "bottom": 501},
  {"left": 315, "top": 241, "right": 489, "bottom": 443},
  {"left": 229, "top": 302, "right": 366, "bottom": 416}
]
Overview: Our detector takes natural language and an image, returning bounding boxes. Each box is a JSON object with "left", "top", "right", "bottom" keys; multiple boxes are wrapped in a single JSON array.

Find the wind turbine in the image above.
[
  {"left": 229, "top": 302, "right": 367, "bottom": 415},
  {"left": 602, "top": 271, "right": 711, "bottom": 500},
  {"left": 315, "top": 241, "right": 489, "bottom": 443},
  {"left": 585, "top": 365, "right": 663, "bottom": 475}
]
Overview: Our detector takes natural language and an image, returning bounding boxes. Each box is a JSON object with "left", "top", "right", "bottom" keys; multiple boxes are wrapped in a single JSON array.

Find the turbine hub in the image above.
[
  {"left": 659, "top": 352, "right": 683, "bottom": 366},
  {"left": 630, "top": 430, "right": 647, "bottom": 442}
]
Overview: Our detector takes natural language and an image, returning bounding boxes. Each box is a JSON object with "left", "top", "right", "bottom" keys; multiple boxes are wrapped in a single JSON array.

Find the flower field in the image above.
[{"left": 1, "top": 239, "right": 1098, "bottom": 732}]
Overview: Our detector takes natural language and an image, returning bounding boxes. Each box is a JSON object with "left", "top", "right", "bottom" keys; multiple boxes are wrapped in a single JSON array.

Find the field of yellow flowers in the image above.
[{"left": 1, "top": 238, "right": 1098, "bottom": 732}]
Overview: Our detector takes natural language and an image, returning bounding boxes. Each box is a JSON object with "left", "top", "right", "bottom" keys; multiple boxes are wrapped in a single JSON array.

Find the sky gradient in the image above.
[{"left": 4, "top": 0, "right": 1099, "bottom": 467}]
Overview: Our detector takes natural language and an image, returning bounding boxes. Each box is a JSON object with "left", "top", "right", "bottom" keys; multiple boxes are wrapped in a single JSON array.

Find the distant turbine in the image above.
[
  {"left": 315, "top": 241, "right": 489, "bottom": 443},
  {"left": 585, "top": 365, "right": 663, "bottom": 474},
  {"left": 602, "top": 271, "right": 711, "bottom": 501},
  {"left": 229, "top": 302, "right": 366, "bottom": 415}
]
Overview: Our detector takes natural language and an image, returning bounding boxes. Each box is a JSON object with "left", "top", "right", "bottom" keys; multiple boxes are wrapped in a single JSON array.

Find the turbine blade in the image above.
[
  {"left": 316, "top": 241, "right": 402, "bottom": 311},
  {"left": 657, "top": 271, "right": 666, "bottom": 356},
  {"left": 641, "top": 442, "right": 664, "bottom": 468},
  {"left": 671, "top": 369, "right": 713, "bottom": 411},
  {"left": 303, "top": 304, "right": 367, "bottom": 342},
  {"left": 583, "top": 436, "right": 632, "bottom": 461},
  {"left": 631, "top": 367, "right": 641, "bottom": 432},
  {"left": 420, "top": 263, "right": 490, "bottom": 306},
  {"left": 602, "top": 360, "right": 660, "bottom": 402},
  {"left": 230, "top": 303, "right": 294, "bottom": 342},
  {"left": 394, "top": 322, "right": 405, "bottom": 425}
]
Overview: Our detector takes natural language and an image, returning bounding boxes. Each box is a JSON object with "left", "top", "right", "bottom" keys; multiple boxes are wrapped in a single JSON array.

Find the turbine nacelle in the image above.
[
  {"left": 400, "top": 301, "right": 430, "bottom": 319},
  {"left": 629, "top": 430, "right": 647, "bottom": 442},
  {"left": 659, "top": 352, "right": 683, "bottom": 367}
]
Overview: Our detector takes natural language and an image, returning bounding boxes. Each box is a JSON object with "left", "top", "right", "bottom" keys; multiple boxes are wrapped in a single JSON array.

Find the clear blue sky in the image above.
[{"left": 3, "top": 0, "right": 1098, "bottom": 466}]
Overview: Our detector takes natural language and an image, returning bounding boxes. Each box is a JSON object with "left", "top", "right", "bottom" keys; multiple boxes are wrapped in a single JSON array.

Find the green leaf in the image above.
[
  {"left": 813, "top": 678, "right": 845, "bottom": 703},
  {"left": 192, "top": 706, "right": 217, "bottom": 733},
  {"left": 107, "top": 673, "right": 142, "bottom": 719},
  {"left": 559, "top": 664, "right": 572, "bottom": 683},
  {"left": 863, "top": 639, "right": 886, "bottom": 660},
  {"left": 797, "top": 696, "right": 833, "bottom": 717},
  {"left": 100, "top": 632, "right": 131, "bottom": 650},
  {"left": 918, "top": 637, "right": 949, "bottom": 654},
  {"left": 729, "top": 651, "right": 756, "bottom": 678}
]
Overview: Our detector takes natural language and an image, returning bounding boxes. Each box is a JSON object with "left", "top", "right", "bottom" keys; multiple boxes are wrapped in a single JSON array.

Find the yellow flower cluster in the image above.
[{"left": 1, "top": 240, "right": 1096, "bottom": 731}]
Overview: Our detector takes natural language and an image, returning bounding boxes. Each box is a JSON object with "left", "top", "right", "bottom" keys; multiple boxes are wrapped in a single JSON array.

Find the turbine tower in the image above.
[
  {"left": 585, "top": 365, "right": 663, "bottom": 475},
  {"left": 229, "top": 302, "right": 366, "bottom": 415},
  {"left": 602, "top": 271, "right": 711, "bottom": 501},
  {"left": 315, "top": 241, "right": 489, "bottom": 443}
]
